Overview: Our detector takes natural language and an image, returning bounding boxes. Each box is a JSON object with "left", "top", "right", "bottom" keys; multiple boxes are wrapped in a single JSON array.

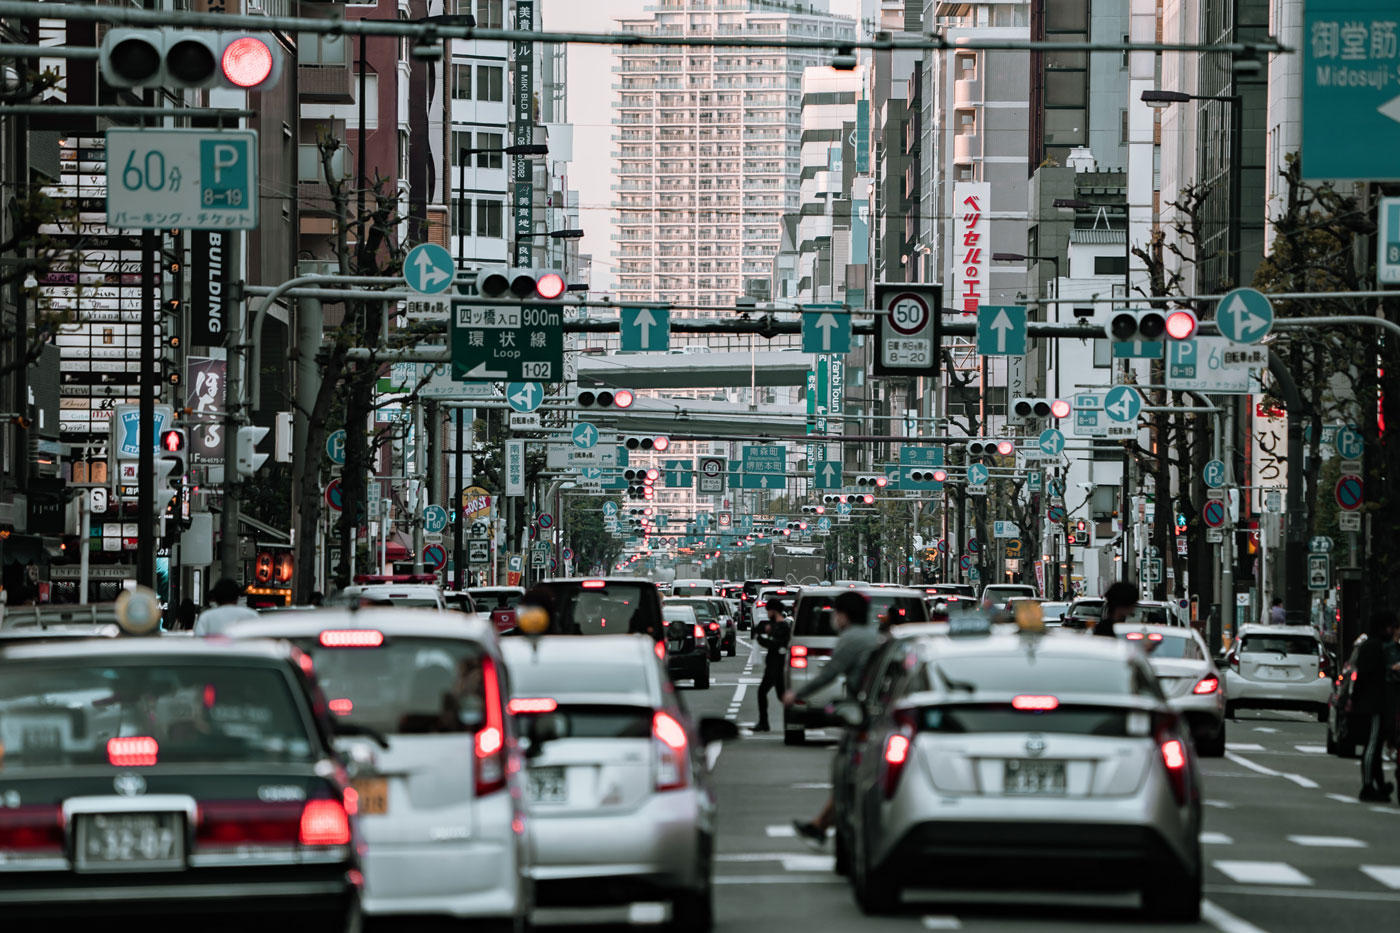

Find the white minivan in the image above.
[{"left": 671, "top": 579, "right": 716, "bottom": 597}]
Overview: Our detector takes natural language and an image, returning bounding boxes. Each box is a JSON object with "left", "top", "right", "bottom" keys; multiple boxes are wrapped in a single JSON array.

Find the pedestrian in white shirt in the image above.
[{"left": 193, "top": 578, "right": 259, "bottom": 636}]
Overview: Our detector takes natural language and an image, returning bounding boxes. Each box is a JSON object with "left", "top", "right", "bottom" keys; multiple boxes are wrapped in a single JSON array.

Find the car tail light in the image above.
[
  {"left": 107, "top": 736, "right": 158, "bottom": 766},
  {"left": 475, "top": 656, "right": 507, "bottom": 796},
  {"left": 790, "top": 644, "right": 808, "bottom": 669},
  {"left": 508, "top": 697, "right": 558, "bottom": 715},
  {"left": 1350, "top": 670, "right": 1358, "bottom": 682},
  {"left": 1228, "top": 652, "right": 1239, "bottom": 670},
  {"left": 582, "top": 579, "right": 607, "bottom": 589},
  {"left": 328, "top": 698, "right": 354, "bottom": 716},
  {"left": 1126, "top": 632, "right": 1144, "bottom": 640},
  {"left": 708, "top": 622, "right": 719, "bottom": 631},
  {"left": 0, "top": 806, "right": 64, "bottom": 857},
  {"left": 653, "top": 710, "right": 689, "bottom": 791},
  {"left": 1155, "top": 715, "right": 1192, "bottom": 805},
  {"left": 655, "top": 640, "right": 667, "bottom": 660},
  {"left": 881, "top": 732, "right": 912, "bottom": 799},
  {"left": 319, "top": 629, "right": 384, "bottom": 648},
  {"left": 1318, "top": 652, "right": 1331, "bottom": 678},
  {"left": 1192, "top": 676, "right": 1219, "bottom": 695},
  {"left": 299, "top": 799, "right": 352, "bottom": 846},
  {"left": 197, "top": 801, "right": 301, "bottom": 849},
  {"left": 1011, "top": 695, "right": 1059, "bottom": 711},
  {"left": 693, "top": 624, "right": 705, "bottom": 640}
]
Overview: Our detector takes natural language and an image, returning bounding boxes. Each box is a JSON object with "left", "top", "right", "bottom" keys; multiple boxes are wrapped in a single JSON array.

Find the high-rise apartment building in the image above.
[{"left": 611, "top": 1, "right": 856, "bottom": 309}]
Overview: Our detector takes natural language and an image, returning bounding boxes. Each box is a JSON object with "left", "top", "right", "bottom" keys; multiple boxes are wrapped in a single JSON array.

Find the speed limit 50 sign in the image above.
[{"left": 873, "top": 283, "right": 941, "bottom": 377}]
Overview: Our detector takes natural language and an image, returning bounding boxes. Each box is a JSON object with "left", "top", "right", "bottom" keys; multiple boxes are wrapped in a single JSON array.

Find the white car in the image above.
[
  {"left": 227, "top": 610, "right": 529, "bottom": 926},
  {"left": 330, "top": 583, "right": 446, "bottom": 610},
  {"left": 500, "top": 635, "right": 736, "bottom": 932},
  {"left": 1117, "top": 623, "right": 1226, "bottom": 756},
  {"left": 1223, "top": 624, "right": 1331, "bottom": 720}
]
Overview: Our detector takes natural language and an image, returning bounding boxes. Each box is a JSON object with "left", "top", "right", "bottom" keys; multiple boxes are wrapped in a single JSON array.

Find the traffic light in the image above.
[
  {"left": 153, "top": 458, "right": 178, "bottom": 521},
  {"left": 623, "top": 435, "right": 669, "bottom": 451},
  {"left": 159, "top": 428, "right": 188, "bottom": 477},
  {"left": 821, "top": 494, "right": 850, "bottom": 504},
  {"left": 479, "top": 267, "right": 567, "bottom": 301},
  {"left": 854, "top": 475, "right": 888, "bottom": 488},
  {"left": 966, "top": 439, "right": 1014, "bottom": 457},
  {"left": 1164, "top": 309, "right": 1199, "bottom": 340},
  {"left": 577, "top": 389, "right": 634, "bottom": 409},
  {"left": 907, "top": 468, "right": 947, "bottom": 483},
  {"left": 1010, "top": 398, "right": 1071, "bottom": 422},
  {"left": 1108, "top": 309, "right": 1167, "bottom": 343},
  {"left": 234, "top": 425, "right": 269, "bottom": 479},
  {"left": 100, "top": 29, "right": 284, "bottom": 91}
]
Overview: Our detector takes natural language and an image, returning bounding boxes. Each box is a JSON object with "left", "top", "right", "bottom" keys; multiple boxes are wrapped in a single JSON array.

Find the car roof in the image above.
[
  {"left": 925, "top": 627, "right": 1138, "bottom": 662},
  {"left": 500, "top": 633, "right": 653, "bottom": 668},
  {"left": 1114, "top": 623, "right": 1199, "bottom": 638},
  {"left": 0, "top": 624, "right": 121, "bottom": 641},
  {"left": 0, "top": 637, "right": 296, "bottom": 664},
  {"left": 1237, "top": 623, "right": 1319, "bottom": 637},
  {"left": 467, "top": 586, "right": 523, "bottom": 594},
  {"left": 344, "top": 584, "right": 441, "bottom": 596},
  {"left": 795, "top": 586, "right": 924, "bottom": 598},
  {"left": 546, "top": 577, "right": 657, "bottom": 585},
  {"left": 225, "top": 607, "right": 495, "bottom": 641}
]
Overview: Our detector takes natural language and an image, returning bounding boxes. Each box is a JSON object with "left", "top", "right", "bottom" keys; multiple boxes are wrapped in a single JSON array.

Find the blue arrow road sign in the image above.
[
  {"left": 403, "top": 243, "right": 454, "bottom": 295},
  {"left": 603, "top": 502, "right": 618, "bottom": 517},
  {"left": 1204, "top": 459, "right": 1227, "bottom": 489},
  {"left": 664, "top": 459, "right": 693, "bottom": 488},
  {"left": 976, "top": 305, "right": 1027, "bottom": 356},
  {"left": 1303, "top": 0, "right": 1400, "bottom": 181},
  {"left": 505, "top": 381, "right": 543, "bottom": 413},
  {"left": 572, "top": 423, "right": 599, "bottom": 449},
  {"left": 1104, "top": 385, "right": 1143, "bottom": 423},
  {"left": 326, "top": 429, "right": 346, "bottom": 465},
  {"left": 621, "top": 307, "right": 670, "bottom": 352},
  {"left": 814, "top": 460, "right": 842, "bottom": 489},
  {"left": 801, "top": 307, "right": 852, "bottom": 354},
  {"left": 423, "top": 505, "right": 449, "bottom": 534},
  {"left": 1038, "top": 429, "right": 1065, "bottom": 457},
  {"left": 1215, "top": 287, "right": 1274, "bottom": 344},
  {"left": 967, "top": 463, "right": 990, "bottom": 485},
  {"left": 816, "top": 517, "right": 831, "bottom": 533},
  {"left": 1334, "top": 426, "right": 1365, "bottom": 460}
]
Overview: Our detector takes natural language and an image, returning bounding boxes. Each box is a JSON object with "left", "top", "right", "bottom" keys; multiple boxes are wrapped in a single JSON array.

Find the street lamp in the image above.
[{"left": 455, "top": 143, "right": 548, "bottom": 269}]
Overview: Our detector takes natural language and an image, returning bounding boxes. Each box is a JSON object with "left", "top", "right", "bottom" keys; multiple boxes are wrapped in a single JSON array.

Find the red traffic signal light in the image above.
[
  {"left": 535, "top": 272, "right": 566, "bottom": 300},
  {"left": 221, "top": 35, "right": 275, "bottom": 88},
  {"left": 577, "top": 388, "right": 635, "bottom": 409},
  {"left": 1165, "top": 309, "right": 1199, "bottom": 340},
  {"left": 1076, "top": 520, "right": 1087, "bottom": 532},
  {"left": 652, "top": 435, "right": 670, "bottom": 452},
  {"left": 862, "top": 494, "right": 875, "bottom": 504},
  {"left": 996, "top": 440, "right": 1015, "bottom": 456},
  {"left": 1049, "top": 399, "right": 1072, "bottom": 419},
  {"left": 161, "top": 429, "right": 185, "bottom": 453}
]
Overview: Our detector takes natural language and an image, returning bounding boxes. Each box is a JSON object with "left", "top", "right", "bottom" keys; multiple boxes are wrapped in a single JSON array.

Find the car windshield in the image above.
[
  {"left": 916, "top": 703, "right": 1137, "bottom": 736},
  {"left": 1241, "top": 634, "right": 1319, "bottom": 656},
  {"left": 1071, "top": 601, "right": 1104, "bottom": 619},
  {"left": 668, "top": 599, "right": 714, "bottom": 621},
  {"left": 1126, "top": 605, "right": 1175, "bottom": 625},
  {"left": 922, "top": 652, "right": 1143, "bottom": 697},
  {"left": 290, "top": 636, "right": 487, "bottom": 735},
  {"left": 1121, "top": 632, "right": 1201, "bottom": 659},
  {"left": 0, "top": 661, "right": 314, "bottom": 769},
  {"left": 473, "top": 590, "right": 522, "bottom": 609}
]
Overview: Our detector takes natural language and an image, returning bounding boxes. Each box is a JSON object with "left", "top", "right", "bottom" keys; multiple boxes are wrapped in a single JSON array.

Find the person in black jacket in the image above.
[
  {"left": 1093, "top": 581, "right": 1139, "bottom": 637},
  {"left": 1356, "top": 611, "right": 1398, "bottom": 801},
  {"left": 753, "top": 597, "right": 791, "bottom": 732}
]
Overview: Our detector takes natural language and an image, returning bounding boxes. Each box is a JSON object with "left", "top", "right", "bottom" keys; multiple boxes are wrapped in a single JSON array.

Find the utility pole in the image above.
[{"left": 219, "top": 233, "right": 243, "bottom": 582}]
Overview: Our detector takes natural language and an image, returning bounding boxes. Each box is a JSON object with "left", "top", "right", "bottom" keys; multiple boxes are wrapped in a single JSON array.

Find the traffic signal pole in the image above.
[
  {"left": 219, "top": 233, "right": 244, "bottom": 582},
  {"left": 137, "top": 224, "right": 157, "bottom": 589}
]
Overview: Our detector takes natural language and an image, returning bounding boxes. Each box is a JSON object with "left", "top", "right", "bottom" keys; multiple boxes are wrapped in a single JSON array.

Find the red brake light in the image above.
[
  {"left": 1148, "top": 633, "right": 1164, "bottom": 641},
  {"left": 536, "top": 272, "right": 567, "bottom": 299},
  {"left": 655, "top": 640, "right": 667, "bottom": 659},
  {"left": 693, "top": 624, "right": 705, "bottom": 639},
  {"left": 791, "top": 644, "right": 808, "bottom": 657},
  {"left": 1126, "top": 632, "right": 1144, "bottom": 640},
  {"left": 1011, "top": 695, "right": 1059, "bottom": 711},
  {"left": 221, "top": 36, "right": 274, "bottom": 88},
  {"left": 884, "top": 733, "right": 910, "bottom": 765},
  {"left": 581, "top": 579, "right": 607, "bottom": 589},
  {"left": 508, "top": 698, "right": 558, "bottom": 714},
  {"left": 790, "top": 656, "right": 808, "bottom": 668},
  {"left": 319, "top": 629, "right": 384, "bottom": 648},
  {"left": 1192, "top": 677, "right": 1219, "bottom": 695},
  {"left": 298, "top": 799, "right": 351, "bottom": 846},
  {"left": 653, "top": 711, "right": 687, "bottom": 751},
  {"left": 1350, "top": 670, "right": 1358, "bottom": 682},
  {"left": 707, "top": 622, "right": 719, "bottom": 630},
  {"left": 475, "top": 657, "right": 507, "bottom": 796},
  {"left": 653, "top": 710, "right": 689, "bottom": 791},
  {"left": 107, "top": 736, "right": 158, "bottom": 767},
  {"left": 328, "top": 698, "right": 354, "bottom": 716},
  {"left": 1161, "top": 738, "right": 1187, "bottom": 771}
]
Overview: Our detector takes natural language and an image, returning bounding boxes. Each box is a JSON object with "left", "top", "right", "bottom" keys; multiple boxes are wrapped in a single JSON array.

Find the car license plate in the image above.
[
  {"left": 1003, "top": 759, "right": 1067, "bottom": 796},
  {"left": 353, "top": 777, "right": 389, "bottom": 815},
  {"left": 76, "top": 812, "right": 183, "bottom": 871},
  {"left": 527, "top": 766, "right": 567, "bottom": 803}
]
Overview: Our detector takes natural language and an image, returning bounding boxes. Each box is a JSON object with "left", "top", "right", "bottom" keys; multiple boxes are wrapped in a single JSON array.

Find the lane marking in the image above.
[
  {"left": 1287, "top": 835, "right": 1366, "bottom": 848},
  {"left": 716, "top": 853, "right": 815, "bottom": 863},
  {"left": 1295, "top": 745, "right": 1327, "bottom": 754},
  {"left": 732, "top": 683, "right": 748, "bottom": 704},
  {"left": 1253, "top": 727, "right": 1280, "bottom": 734},
  {"left": 1226, "top": 743, "right": 1265, "bottom": 751},
  {"left": 627, "top": 903, "right": 668, "bottom": 924},
  {"left": 1361, "top": 865, "right": 1400, "bottom": 890},
  {"left": 780, "top": 854, "right": 835, "bottom": 872},
  {"left": 1326, "top": 793, "right": 1359, "bottom": 804},
  {"left": 1223, "top": 751, "right": 1319, "bottom": 788},
  {"left": 1213, "top": 861, "right": 1314, "bottom": 886},
  {"left": 705, "top": 742, "right": 723, "bottom": 770},
  {"left": 1202, "top": 899, "right": 1273, "bottom": 933},
  {"left": 921, "top": 918, "right": 963, "bottom": 930},
  {"left": 1370, "top": 806, "right": 1400, "bottom": 815},
  {"left": 1205, "top": 884, "right": 1400, "bottom": 903},
  {"left": 715, "top": 875, "right": 844, "bottom": 885},
  {"left": 765, "top": 824, "right": 796, "bottom": 838},
  {"left": 1203, "top": 799, "right": 1235, "bottom": 809},
  {"left": 1201, "top": 831, "right": 1234, "bottom": 845}
]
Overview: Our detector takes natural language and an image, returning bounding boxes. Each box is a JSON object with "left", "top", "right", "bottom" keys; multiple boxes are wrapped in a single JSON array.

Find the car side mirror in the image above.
[{"left": 699, "top": 717, "right": 740, "bottom": 744}]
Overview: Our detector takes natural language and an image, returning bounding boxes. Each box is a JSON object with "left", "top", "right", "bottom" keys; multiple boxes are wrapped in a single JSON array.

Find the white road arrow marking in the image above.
[
  {"left": 510, "top": 384, "right": 536, "bottom": 409},
  {"left": 465, "top": 362, "right": 507, "bottom": 379},
  {"left": 989, "top": 308, "right": 1015, "bottom": 352},
  {"left": 814, "top": 312, "right": 839, "bottom": 351},
  {"left": 412, "top": 249, "right": 449, "bottom": 290},
  {"left": 821, "top": 463, "right": 836, "bottom": 484},
  {"left": 1381, "top": 93, "right": 1400, "bottom": 125},
  {"left": 633, "top": 308, "right": 657, "bottom": 347}
]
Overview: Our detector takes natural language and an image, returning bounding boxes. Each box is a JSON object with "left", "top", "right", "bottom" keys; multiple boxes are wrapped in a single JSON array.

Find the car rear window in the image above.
[
  {"left": 668, "top": 599, "right": 714, "bottom": 621},
  {"left": 472, "top": 590, "right": 523, "bottom": 609},
  {"left": 917, "top": 703, "right": 1137, "bottom": 736},
  {"left": 744, "top": 580, "right": 783, "bottom": 598},
  {"left": 1241, "top": 634, "right": 1319, "bottom": 655},
  {"left": 543, "top": 582, "right": 662, "bottom": 639},
  {"left": 793, "top": 595, "right": 927, "bottom": 636},
  {"left": 0, "top": 661, "right": 314, "bottom": 769},
  {"left": 1070, "top": 602, "right": 1103, "bottom": 619},
  {"left": 518, "top": 704, "right": 653, "bottom": 740},
  {"left": 662, "top": 605, "right": 697, "bottom": 625},
  {"left": 925, "top": 653, "right": 1140, "bottom": 696},
  {"left": 292, "top": 636, "right": 487, "bottom": 735},
  {"left": 506, "top": 657, "right": 651, "bottom": 699},
  {"left": 672, "top": 584, "right": 713, "bottom": 597},
  {"left": 1126, "top": 605, "right": 1175, "bottom": 626},
  {"left": 1121, "top": 632, "right": 1201, "bottom": 659}
]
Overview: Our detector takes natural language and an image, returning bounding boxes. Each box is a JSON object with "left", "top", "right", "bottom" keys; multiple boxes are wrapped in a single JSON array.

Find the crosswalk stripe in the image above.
[
  {"left": 1226, "top": 743, "right": 1265, "bottom": 751},
  {"left": 1361, "top": 866, "right": 1400, "bottom": 890},
  {"left": 1287, "top": 835, "right": 1366, "bottom": 848},
  {"left": 1201, "top": 831, "right": 1234, "bottom": 845},
  {"left": 766, "top": 824, "right": 796, "bottom": 838},
  {"left": 1214, "top": 861, "right": 1314, "bottom": 886},
  {"left": 1294, "top": 745, "right": 1327, "bottom": 754},
  {"left": 1201, "top": 900, "right": 1272, "bottom": 933},
  {"left": 1326, "top": 793, "right": 1360, "bottom": 804},
  {"left": 922, "top": 917, "right": 963, "bottom": 930}
]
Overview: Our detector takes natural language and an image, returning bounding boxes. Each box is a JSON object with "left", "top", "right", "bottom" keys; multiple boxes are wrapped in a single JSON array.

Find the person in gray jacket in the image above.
[{"left": 785, "top": 590, "right": 879, "bottom": 845}]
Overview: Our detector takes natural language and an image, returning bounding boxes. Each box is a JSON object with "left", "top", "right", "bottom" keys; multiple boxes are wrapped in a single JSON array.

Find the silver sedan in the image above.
[{"left": 1116, "top": 623, "right": 1227, "bottom": 756}]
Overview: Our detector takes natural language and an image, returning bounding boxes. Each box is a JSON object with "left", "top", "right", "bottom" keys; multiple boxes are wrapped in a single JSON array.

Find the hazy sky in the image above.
[{"left": 540, "top": 0, "right": 864, "bottom": 291}]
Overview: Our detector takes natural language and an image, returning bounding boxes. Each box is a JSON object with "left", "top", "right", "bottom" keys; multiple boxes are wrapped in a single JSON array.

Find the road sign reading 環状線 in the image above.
[
  {"left": 1104, "top": 385, "right": 1143, "bottom": 423},
  {"left": 976, "top": 306, "right": 1027, "bottom": 357},
  {"left": 1336, "top": 474, "right": 1364, "bottom": 511},
  {"left": 505, "top": 382, "right": 544, "bottom": 413},
  {"left": 1202, "top": 499, "right": 1226, "bottom": 528},
  {"left": 453, "top": 303, "right": 564, "bottom": 383},
  {"left": 1215, "top": 288, "right": 1274, "bottom": 345},
  {"left": 1382, "top": 198, "right": 1400, "bottom": 284},
  {"left": 1302, "top": 0, "right": 1400, "bottom": 182},
  {"left": 802, "top": 306, "right": 852, "bottom": 354},
  {"left": 664, "top": 459, "right": 693, "bottom": 488},
  {"left": 106, "top": 129, "right": 259, "bottom": 230},
  {"left": 1204, "top": 459, "right": 1226, "bottom": 489},
  {"left": 621, "top": 307, "right": 671, "bottom": 352},
  {"left": 874, "top": 283, "right": 940, "bottom": 376}
]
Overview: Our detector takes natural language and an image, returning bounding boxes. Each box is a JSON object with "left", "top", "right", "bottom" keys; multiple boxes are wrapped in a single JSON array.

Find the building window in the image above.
[
  {"left": 1094, "top": 255, "right": 1128, "bottom": 276},
  {"left": 476, "top": 199, "right": 503, "bottom": 238},
  {"left": 451, "top": 130, "right": 472, "bottom": 165},
  {"left": 1121, "top": 109, "right": 1129, "bottom": 144},
  {"left": 476, "top": 65, "right": 503, "bottom": 102},
  {"left": 301, "top": 33, "right": 347, "bottom": 65},
  {"left": 476, "top": 132, "right": 503, "bottom": 168},
  {"left": 475, "top": 0, "right": 503, "bottom": 29},
  {"left": 451, "top": 63, "right": 471, "bottom": 100},
  {"left": 452, "top": 198, "right": 472, "bottom": 237}
]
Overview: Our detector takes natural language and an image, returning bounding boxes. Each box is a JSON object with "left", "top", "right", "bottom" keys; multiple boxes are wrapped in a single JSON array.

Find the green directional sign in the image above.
[
  {"left": 813, "top": 460, "right": 842, "bottom": 489},
  {"left": 899, "top": 445, "right": 944, "bottom": 490},
  {"left": 452, "top": 304, "right": 564, "bottom": 382},
  {"left": 802, "top": 305, "right": 851, "bottom": 354},
  {"left": 620, "top": 306, "right": 670, "bottom": 352},
  {"left": 664, "top": 459, "right": 692, "bottom": 488},
  {"left": 1302, "top": 0, "right": 1400, "bottom": 181},
  {"left": 741, "top": 444, "right": 785, "bottom": 490},
  {"left": 976, "top": 305, "right": 1027, "bottom": 356}
]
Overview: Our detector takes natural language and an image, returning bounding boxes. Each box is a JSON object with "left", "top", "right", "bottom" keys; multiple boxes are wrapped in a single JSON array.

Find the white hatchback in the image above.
[{"left": 1223, "top": 624, "right": 1331, "bottom": 720}]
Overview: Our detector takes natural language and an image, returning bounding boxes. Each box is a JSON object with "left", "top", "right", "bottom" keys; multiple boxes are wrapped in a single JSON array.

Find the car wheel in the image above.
[
  {"left": 695, "top": 663, "right": 710, "bottom": 690},
  {"left": 1197, "top": 724, "right": 1226, "bottom": 758},
  {"left": 1140, "top": 856, "right": 1201, "bottom": 922},
  {"left": 783, "top": 727, "right": 804, "bottom": 746},
  {"left": 852, "top": 827, "right": 899, "bottom": 915},
  {"left": 1225, "top": 702, "right": 1237, "bottom": 720},
  {"left": 1326, "top": 714, "right": 1340, "bottom": 755},
  {"left": 727, "top": 641, "right": 737, "bottom": 657},
  {"left": 1316, "top": 705, "right": 1329, "bottom": 723},
  {"left": 834, "top": 826, "right": 851, "bottom": 876},
  {"left": 709, "top": 645, "right": 721, "bottom": 662},
  {"left": 668, "top": 847, "right": 714, "bottom": 933}
]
